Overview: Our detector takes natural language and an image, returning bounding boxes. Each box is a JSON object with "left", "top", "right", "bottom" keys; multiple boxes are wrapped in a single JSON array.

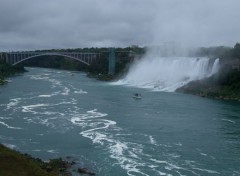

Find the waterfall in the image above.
[
  {"left": 113, "top": 56, "right": 220, "bottom": 92},
  {"left": 209, "top": 58, "right": 220, "bottom": 76}
]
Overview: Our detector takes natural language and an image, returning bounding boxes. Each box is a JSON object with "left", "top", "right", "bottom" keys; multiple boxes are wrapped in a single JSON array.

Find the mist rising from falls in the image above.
[{"left": 114, "top": 56, "right": 220, "bottom": 92}]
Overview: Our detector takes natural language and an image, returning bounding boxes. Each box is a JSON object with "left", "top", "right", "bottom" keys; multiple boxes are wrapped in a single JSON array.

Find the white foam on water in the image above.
[
  {"left": 149, "top": 135, "right": 157, "bottom": 145},
  {"left": 71, "top": 109, "right": 155, "bottom": 176},
  {"left": 70, "top": 106, "right": 223, "bottom": 176},
  {"left": 36, "top": 133, "right": 44, "bottom": 136},
  {"left": 5, "top": 79, "right": 12, "bottom": 82},
  {"left": 175, "top": 142, "right": 183, "bottom": 146},
  {"left": 221, "top": 118, "right": 236, "bottom": 124},
  {"left": 167, "top": 153, "right": 180, "bottom": 159},
  {"left": 61, "top": 87, "right": 70, "bottom": 95},
  {"left": 3, "top": 143, "right": 17, "bottom": 149},
  {"left": 151, "top": 155, "right": 221, "bottom": 175},
  {"left": 72, "top": 110, "right": 198, "bottom": 176},
  {"left": 21, "top": 102, "right": 68, "bottom": 129},
  {"left": 28, "top": 74, "right": 62, "bottom": 87},
  {"left": 80, "top": 118, "right": 117, "bottom": 145},
  {"left": 150, "top": 159, "right": 168, "bottom": 164},
  {"left": 69, "top": 84, "right": 88, "bottom": 94},
  {"left": 150, "top": 158, "right": 201, "bottom": 176},
  {"left": 21, "top": 100, "right": 75, "bottom": 115},
  {"left": 175, "top": 170, "right": 186, "bottom": 176},
  {"left": 148, "top": 165, "right": 170, "bottom": 176},
  {"left": 113, "top": 56, "right": 220, "bottom": 92},
  {"left": 52, "top": 98, "right": 77, "bottom": 106},
  {"left": 0, "top": 116, "right": 13, "bottom": 120},
  {"left": 110, "top": 142, "right": 129, "bottom": 157},
  {"left": 38, "top": 94, "right": 52, "bottom": 97},
  {"left": 71, "top": 108, "right": 203, "bottom": 176},
  {"left": 22, "top": 103, "right": 50, "bottom": 114},
  {"left": 192, "top": 167, "right": 220, "bottom": 174},
  {"left": 70, "top": 117, "right": 88, "bottom": 128},
  {"left": 71, "top": 109, "right": 111, "bottom": 138},
  {"left": 37, "top": 91, "right": 61, "bottom": 97},
  {"left": 156, "top": 171, "right": 169, "bottom": 176},
  {"left": 200, "top": 153, "right": 208, "bottom": 156},
  {"left": 74, "top": 90, "right": 88, "bottom": 94},
  {"left": 6, "top": 98, "right": 22, "bottom": 109},
  {"left": 111, "top": 147, "right": 152, "bottom": 176},
  {"left": 47, "top": 149, "right": 58, "bottom": 153},
  {"left": 0, "top": 121, "right": 22, "bottom": 130}
]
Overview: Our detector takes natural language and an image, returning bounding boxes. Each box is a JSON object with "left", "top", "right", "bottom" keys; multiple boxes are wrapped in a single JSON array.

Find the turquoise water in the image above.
[{"left": 0, "top": 67, "right": 240, "bottom": 176}]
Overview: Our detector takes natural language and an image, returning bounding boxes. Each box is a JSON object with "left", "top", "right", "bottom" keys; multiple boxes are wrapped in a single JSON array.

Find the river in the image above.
[{"left": 0, "top": 67, "right": 240, "bottom": 176}]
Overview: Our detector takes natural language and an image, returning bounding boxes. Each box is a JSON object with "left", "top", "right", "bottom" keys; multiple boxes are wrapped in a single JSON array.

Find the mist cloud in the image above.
[{"left": 0, "top": 0, "right": 240, "bottom": 51}]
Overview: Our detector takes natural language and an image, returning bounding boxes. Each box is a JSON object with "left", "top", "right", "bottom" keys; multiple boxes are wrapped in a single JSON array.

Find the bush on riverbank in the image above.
[
  {"left": 0, "top": 144, "right": 55, "bottom": 176},
  {"left": 177, "top": 68, "right": 240, "bottom": 100},
  {"left": 0, "top": 60, "right": 26, "bottom": 84},
  {"left": 0, "top": 144, "right": 96, "bottom": 176}
]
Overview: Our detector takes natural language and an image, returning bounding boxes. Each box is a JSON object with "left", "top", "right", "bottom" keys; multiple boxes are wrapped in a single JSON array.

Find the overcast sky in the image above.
[{"left": 0, "top": 0, "right": 240, "bottom": 51}]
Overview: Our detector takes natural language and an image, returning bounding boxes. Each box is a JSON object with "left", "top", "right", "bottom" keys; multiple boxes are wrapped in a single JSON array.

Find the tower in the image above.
[{"left": 108, "top": 48, "right": 116, "bottom": 75}]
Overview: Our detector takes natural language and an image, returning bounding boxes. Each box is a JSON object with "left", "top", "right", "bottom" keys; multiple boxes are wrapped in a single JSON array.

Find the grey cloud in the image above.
[
  {"left": 152, "top": 0, "right": 240, "bottom": 47},
  {"left": 0, "top": 0, "right": 240, "bottom": 51}
]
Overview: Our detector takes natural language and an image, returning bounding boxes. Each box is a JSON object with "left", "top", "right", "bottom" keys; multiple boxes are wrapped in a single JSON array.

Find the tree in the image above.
[{"left": 232, "top": 43, "right": 240, "bottom": 58}]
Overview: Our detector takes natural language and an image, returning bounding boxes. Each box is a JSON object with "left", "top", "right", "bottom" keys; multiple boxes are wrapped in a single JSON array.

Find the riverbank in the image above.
[
  {"left": 0, "top": 144, "right": 96, "bottom": 176},
  {"left": 0, "top": 144, "right": 54, "bottom": 176},
  {"left": 177, "top": 69, "right": 240, "bottom": 101},
  {"left": 0, "top": 61, "right": 27, "bottom": 85}
]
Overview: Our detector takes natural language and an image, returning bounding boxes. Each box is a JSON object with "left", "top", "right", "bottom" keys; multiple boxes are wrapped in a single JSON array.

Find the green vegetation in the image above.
[
  {"left": 178, "top": 43, "right": 240, "bottom": 100},
  {"left": 0, "top": 60, "right": 26, "bottom": 85},
  {"left": 0, "top": 144, "right": 54, "bottom": 176},
  {"left": 0, "top": 144, "right": 96, "bottom": 176},
  {"left": 177, "top": 69, "right": 240, "bottom": 100},
  {"left": 0, "top": 144, "right": 83, "bottom": 176},
  {"left": 19, "top": 55, "right": 89, "bottom": 71}
]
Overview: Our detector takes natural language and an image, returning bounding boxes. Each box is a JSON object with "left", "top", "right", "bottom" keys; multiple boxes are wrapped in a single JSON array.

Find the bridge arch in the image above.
[{"left": 12, "top": 53, "right": 91, "bottom": 66}]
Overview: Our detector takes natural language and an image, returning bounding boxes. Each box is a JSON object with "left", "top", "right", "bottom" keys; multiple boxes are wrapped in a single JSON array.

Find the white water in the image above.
[
  {"left": 114, "top": 56, "right": 220, "bottom": 92},
  {"left": 1, "top": 68, "right": 239, "bottom": 176}
]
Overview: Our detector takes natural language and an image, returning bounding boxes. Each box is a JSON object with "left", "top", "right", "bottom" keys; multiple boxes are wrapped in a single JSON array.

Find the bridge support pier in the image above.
[{"left": 108, "top": 48, "right": 116, "bottom": 75}]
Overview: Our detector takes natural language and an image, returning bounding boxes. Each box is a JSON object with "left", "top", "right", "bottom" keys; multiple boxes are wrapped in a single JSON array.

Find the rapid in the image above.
[{"left": 0, "top": 67, "right": 240, "bottom": 176}]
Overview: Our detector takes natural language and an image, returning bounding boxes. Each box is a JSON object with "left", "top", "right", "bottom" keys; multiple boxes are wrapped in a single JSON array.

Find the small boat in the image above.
[{"left": 133, "top": 93, "right": 142, "bottom": 100}]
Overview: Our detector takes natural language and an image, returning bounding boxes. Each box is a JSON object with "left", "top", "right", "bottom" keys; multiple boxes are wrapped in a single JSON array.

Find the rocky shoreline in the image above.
[
  {"left": 176, "top": 79, "right": 240, "bottom": 102},
  {"left": 0, "top": 144, "right": 96, "bottom": 176}
]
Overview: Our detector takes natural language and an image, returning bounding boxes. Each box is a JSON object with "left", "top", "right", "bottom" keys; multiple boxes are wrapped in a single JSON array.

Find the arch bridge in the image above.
[
  {"left": 0, "top": 48, "right": 132, "bottom": 75},
  {"left": 0, "top": 52, "right": 101, "bottom": 66}
]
